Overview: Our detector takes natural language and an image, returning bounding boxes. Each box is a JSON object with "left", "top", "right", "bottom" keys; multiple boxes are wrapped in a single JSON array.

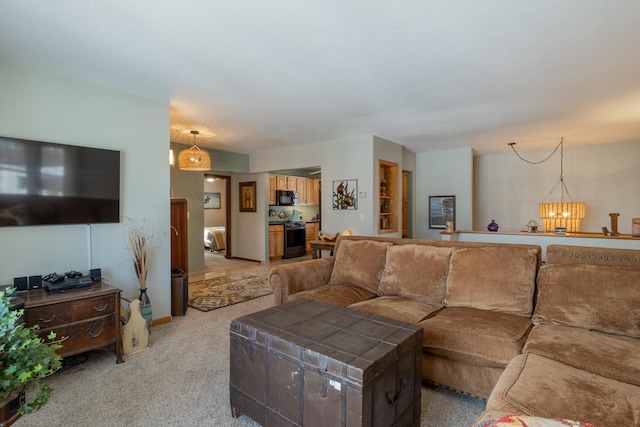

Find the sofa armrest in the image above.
[{"left": 269, "top": 257, "right": 335, "bottom": 304}]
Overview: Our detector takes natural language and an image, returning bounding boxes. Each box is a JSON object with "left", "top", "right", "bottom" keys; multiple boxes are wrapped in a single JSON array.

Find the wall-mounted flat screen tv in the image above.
[{"left": 0, "top": 136, "right": 120, "bottom": 227}]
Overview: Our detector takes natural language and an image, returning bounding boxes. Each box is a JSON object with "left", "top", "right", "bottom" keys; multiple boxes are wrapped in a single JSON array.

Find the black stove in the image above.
[
  {"left": 284, "top": 221, "right": 306, "bottom": 229},
  {"left": 283, "top": 222, "right": 307, "bottom": 258}
]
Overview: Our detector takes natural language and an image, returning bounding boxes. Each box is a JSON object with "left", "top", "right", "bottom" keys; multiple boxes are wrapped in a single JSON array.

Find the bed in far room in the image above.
[{"left": 204, "top": 226, "right": 226, "bottom": 252}]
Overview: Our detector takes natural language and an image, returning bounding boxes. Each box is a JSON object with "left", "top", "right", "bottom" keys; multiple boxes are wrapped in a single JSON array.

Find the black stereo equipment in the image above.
[
  {"left": 13, "top": 276, "right": 28, "bottom": 292},
  {"left": 28, "top": 275, "right": 42, "bottom": 290}
]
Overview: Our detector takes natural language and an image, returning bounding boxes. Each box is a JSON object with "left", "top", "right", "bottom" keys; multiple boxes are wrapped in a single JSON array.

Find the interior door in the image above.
[{"left": 171, "top": 198, "right": 188, "bottom": 273}]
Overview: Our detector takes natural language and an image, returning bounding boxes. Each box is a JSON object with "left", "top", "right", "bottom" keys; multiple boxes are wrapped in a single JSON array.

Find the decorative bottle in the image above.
[{"left": 487, "top": 220, "right": 500, "bottom": 232}]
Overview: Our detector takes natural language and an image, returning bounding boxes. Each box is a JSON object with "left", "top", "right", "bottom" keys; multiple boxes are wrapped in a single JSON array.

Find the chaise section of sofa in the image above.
[{"left": 476, "top": 244, "right": 640, "bottom": 427}]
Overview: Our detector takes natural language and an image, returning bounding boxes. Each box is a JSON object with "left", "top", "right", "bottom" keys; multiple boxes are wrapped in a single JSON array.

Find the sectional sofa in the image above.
[{"left": 269, "top": 235, "right": 640, "bottom": 426}]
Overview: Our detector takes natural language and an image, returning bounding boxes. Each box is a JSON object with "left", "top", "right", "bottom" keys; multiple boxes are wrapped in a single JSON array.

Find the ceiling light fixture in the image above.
[
  {"left": 178, "top": 130, "right": 211, "bottom": 171},
  {"left": 509, "top": 137, "right": 585, "bottom": 233}
]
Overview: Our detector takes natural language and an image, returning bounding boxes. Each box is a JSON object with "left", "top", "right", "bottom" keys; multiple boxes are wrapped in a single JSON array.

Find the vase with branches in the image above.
[{"left": 124, "top": 218, "right": 158, "bottom": 325}]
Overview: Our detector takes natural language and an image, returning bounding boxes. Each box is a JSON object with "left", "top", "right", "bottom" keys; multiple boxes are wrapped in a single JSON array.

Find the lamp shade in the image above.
[
  {"left": 178, "top": 130, "right": 211, "bottom": 171},
  {"left": 178, "top": 146, "right": 211, "bottom": 171},
  {"left": 539, "top": 202, "right": 586, "bottom": 232}
]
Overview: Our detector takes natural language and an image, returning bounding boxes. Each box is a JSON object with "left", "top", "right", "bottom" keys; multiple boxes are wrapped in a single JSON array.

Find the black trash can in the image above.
[{"left": 171, "top": 269, "right": 188, "bottom": 316}]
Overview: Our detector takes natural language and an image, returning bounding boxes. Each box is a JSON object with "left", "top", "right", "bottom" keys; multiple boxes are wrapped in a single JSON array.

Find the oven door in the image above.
[{"left": 283, "top": 225, "right": 306, "bottom": 259}]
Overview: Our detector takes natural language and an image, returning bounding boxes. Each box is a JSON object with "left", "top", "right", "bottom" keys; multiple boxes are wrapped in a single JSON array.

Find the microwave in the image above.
[{"left": 276, "top": 190, "right": 298, "bottom": 206}]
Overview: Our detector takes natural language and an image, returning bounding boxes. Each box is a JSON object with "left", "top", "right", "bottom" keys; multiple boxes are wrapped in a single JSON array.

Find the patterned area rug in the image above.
[{"left": 188, "top": 273, "right": 273, "bottom": 312}]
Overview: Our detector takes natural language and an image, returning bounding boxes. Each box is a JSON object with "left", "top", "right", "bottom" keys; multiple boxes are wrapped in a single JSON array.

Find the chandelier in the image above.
[{"left": 178, "top": 130, "right": 211, "bottom": 171}]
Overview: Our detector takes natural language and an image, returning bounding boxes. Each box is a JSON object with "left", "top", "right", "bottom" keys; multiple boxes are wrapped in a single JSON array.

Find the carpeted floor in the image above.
[
  {"left": 188, "top": 273, "right": 273, "bottom": 312},
  {"left": 12, "top": 294, "right": 486, "bottom": 427}
]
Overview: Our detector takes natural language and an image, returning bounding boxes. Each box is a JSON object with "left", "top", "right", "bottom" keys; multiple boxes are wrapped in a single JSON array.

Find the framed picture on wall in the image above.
[
  {"left": 239, "top": 181, "right": 257, "bottom": 212},
  {"left": 429, "top": 195, "right": 455, "bottom": 229},
  {"left": 204, "top": 193, "right": 221, "bottom": 209}
]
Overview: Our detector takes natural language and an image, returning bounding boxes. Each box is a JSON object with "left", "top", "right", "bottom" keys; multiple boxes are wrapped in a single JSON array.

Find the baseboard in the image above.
[{"left": 152, "top": 316, "right": 172, "bottom": 326}]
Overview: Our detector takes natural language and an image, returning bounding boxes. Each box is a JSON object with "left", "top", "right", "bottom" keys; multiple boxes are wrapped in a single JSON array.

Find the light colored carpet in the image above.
[
  {"left": 188, "top": 274, "right": 272, "bottom": 312},
  {"left": 13, "top": 295, "right": 486, "bottom": 427}
]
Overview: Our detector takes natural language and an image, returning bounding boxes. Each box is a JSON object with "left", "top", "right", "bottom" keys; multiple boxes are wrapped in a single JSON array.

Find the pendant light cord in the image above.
[{"left": 509, "top": 137, "right": 576, "bottom": 204}]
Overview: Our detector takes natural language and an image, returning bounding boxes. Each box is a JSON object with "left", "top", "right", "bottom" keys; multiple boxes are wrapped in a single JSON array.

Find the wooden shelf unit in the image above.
[{"left": 378, "top": 160, "right": 398, "bottom": 234}]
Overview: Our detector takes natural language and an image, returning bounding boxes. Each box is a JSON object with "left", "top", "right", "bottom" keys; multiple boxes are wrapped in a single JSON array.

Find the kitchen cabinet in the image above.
[
  {"left": 378, "top": 159, "right": 398, "bottom": 234},
  {"left": 269, "top": 175, "right": 277, "bottom": 205},
  {"left": 269, "top": 224, "right": 284, "bottom": 258},
  {"left": 287, "top": 177, "right": 297, "bottom": 191},
  {"left": 306, "top": 179, "right": 315, "bottom": 205},
  {"left": 297, "top": 178, "right": 307, "bottom": 204},
  {"left": 276, "top": 175, "right": 288, "bottom": 190},
  {"left": 269, "top": 174, "right": 320, "bottom": 206},
  {"left": 305, "top": 222, "right": 318, "bottom": 252}
]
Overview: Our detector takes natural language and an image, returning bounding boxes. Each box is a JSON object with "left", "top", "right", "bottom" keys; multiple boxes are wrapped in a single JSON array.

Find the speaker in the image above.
[
  {"left": 28, "top": 275, "right": 42, "bottom": 290},
  {"left": 89, "top": 268, "right": 102, "bottom": 282},
  {"left": 13, "top": 276, "right": 28, "bottom": 292}
]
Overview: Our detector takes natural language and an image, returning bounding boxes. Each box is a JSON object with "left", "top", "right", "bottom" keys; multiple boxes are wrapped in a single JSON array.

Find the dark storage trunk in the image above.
[{"left": 230, "top": 298, "right": 423, "bottom": 427}]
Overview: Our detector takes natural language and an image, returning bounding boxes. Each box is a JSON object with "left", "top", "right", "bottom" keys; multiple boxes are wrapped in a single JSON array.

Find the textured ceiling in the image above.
[{"left": 1, "top": 1, "right": 639, "bottom": 155}]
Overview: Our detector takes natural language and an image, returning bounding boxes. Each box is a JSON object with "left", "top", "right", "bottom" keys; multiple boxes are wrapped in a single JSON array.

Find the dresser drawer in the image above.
[
  {"left": 26, "top": 295, "right": 115, "bottom": 328},
  {"left": 39, "top": 313, "right": 117, "bottom": 357}
]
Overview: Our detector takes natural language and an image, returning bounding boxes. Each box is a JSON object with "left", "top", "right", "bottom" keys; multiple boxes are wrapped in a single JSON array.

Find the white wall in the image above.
[
  {"left": 474, "top": 141, "right": 640, "bottom": 234},
  {"left": 204, "top": 178, "right": 226, "bottom": 226},
  {"left": 0, "top": 62, "right": 171, "bottom": 317},
  {"left": 252, "top": 134, "right": 409, "bottom": 237},
  {"left": 251, "top": 135, "right": 370, "bottom": 236},
  {"left": 232, "top": 173, "right": 267, "bottom": 261},
  {"left": 415, "top": 148, "right": 473, "bottom": 240}
]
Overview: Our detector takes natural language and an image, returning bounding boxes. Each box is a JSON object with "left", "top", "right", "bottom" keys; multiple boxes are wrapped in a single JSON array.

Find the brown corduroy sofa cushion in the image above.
[
  {"left": 444, "top": 246, "right": 539, "bottom": 316},
  {"left": 523, "top": 324, "right": 640, "bottom": 387},
  {"left": 485, "top": 353, "right": 640, "bottom": 426},
  {"left": 419, "top": 307, "right": 532, "bottom": 366},
  {"left": 379, "top": 244, "right": 452, "bottom": 304},
  {"left": 328, "top": 239, "right": 392, "bottom": 294},
  {"left": 533, "top": 264, "right": 640, "bottom": 338}
]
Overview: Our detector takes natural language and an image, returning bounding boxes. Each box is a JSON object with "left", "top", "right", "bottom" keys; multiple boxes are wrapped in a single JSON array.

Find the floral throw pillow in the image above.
[{"left": 477, "top": 414, "right": 594, "bottom": 427}]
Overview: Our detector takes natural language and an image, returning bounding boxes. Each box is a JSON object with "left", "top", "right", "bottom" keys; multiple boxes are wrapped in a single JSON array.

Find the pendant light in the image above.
[
  {"left": 509, "top": 137, "right": 585, "bottom": 233},
  {"left": 178, "top": 130, "right": 211, "bottom": 171}
]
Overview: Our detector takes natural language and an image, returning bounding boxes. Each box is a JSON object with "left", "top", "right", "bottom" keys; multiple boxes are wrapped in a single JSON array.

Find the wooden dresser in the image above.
[{"left": 21, "top": 283, "right": 124, "bottom": 363}]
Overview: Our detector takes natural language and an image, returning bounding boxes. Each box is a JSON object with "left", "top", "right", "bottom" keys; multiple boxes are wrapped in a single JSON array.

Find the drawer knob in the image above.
[
  {"left": 73, "top": 304, "right": 78, "bottom": 311},
  {"left": 93, "top": 303, "right": 108, "bottom": 312},
  {"left": 89, "top": 328, "right": 103, "bottom": 338}
]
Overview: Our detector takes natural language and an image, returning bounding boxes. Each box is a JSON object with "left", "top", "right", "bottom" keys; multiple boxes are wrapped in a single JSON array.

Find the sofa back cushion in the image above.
[
  {"left": 379, "top": 244, "right": 452, "bottom": 303},
  {"left": 533, "top": 264, "right": 640, "bottom": 338},
  {"left": 328, "top": 239, "right": 392, "bottom": 294},
  {"left": 444, "top": 246, "right": 539, "bottom": 316}
]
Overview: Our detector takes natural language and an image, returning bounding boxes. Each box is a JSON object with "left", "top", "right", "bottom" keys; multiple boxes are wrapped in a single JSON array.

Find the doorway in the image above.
[{"left": 204, "top": 174, "right": 232, "bottom": 259}]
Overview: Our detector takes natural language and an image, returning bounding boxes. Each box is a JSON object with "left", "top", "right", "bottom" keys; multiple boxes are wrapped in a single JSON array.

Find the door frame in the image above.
[{"left": 205, "top": 174, "right": 232, "bottom": 258}]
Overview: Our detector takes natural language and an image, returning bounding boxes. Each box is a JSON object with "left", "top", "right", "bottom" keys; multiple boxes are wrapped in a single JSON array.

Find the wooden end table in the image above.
[{"left": 309, "top": 239, "right": 336, "bottom": 258}]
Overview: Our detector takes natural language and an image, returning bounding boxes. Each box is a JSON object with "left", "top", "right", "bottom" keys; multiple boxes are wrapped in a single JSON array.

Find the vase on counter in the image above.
[{"left": 487, "top": 220, "right": 500, "bottom": 232}]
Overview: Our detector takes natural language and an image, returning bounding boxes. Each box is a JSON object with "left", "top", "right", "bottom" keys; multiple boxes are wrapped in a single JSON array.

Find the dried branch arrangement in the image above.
[{"left": 124, "top": 218, "right": 158, "bottom": 290}]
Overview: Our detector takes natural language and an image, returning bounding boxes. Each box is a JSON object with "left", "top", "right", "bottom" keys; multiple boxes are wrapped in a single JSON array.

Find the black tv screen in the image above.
[{"left": 0, "top": 136, "right": 120, "bottom": 227}]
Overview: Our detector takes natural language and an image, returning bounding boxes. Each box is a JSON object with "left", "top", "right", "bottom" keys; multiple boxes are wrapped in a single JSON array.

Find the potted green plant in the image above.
[{"left": 0, "top": 287, "right": 63, "bottom": 420}]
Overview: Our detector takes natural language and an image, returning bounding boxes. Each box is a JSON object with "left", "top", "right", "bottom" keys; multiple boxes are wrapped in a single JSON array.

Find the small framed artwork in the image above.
[
  {"left": 332, "top": 179, "right": 358, "bottom": 210},
  {"left": 204, "top": 193, "right": 221, "bottom": 209},
  {"left": 239, "top": 181, "right": 257, "bottom": 212},
  {"left": 429, "top": 195, "right": 455, "bottom": 229}
]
